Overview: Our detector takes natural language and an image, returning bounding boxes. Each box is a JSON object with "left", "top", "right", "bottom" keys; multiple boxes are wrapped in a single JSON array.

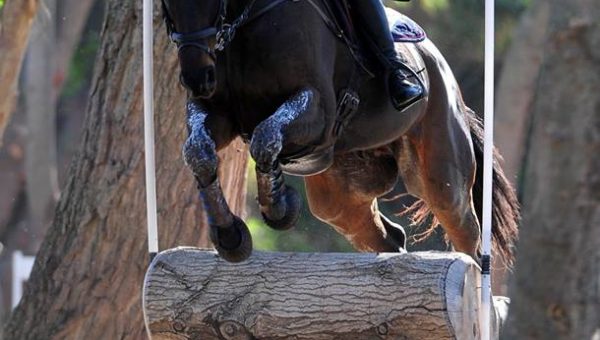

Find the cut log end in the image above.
[{"left": 143, "top": 248, "right": 505, "bottom": 340}]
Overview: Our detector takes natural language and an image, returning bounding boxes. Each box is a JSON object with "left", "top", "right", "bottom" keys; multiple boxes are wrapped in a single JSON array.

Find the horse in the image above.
[{"left": 160, "top": 0, "right": 520, "bottom": 265}]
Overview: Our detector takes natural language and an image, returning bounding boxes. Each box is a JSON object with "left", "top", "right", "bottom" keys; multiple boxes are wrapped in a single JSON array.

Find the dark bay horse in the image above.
[{"left": 161, "top": 0, "right": 520, "bottom": 265}]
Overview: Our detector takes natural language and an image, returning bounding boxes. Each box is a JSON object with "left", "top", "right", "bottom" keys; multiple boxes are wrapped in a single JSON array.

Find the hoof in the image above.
[
  {"left": 261, "top": 185, "right": 301, "bottom": 231},
  {"left": 210, "top": 216, "right": 253, "bottom": 263}
]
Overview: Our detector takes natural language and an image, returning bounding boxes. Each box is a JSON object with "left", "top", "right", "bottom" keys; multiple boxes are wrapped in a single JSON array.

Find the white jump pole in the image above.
[
  {"left": 481, "top": 0, "right": 495, "bottom": 339},
  {"left": 143, "top": 0, "right": 159, "bottom": 261}
]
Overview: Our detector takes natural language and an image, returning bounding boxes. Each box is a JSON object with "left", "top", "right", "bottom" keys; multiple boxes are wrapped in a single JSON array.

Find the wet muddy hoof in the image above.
[
  {"left": 262, "top": 185, "right": 301, "bottom": 231},
  {"left": 210, "top": 217, "right": 253, "bottom": 263}
]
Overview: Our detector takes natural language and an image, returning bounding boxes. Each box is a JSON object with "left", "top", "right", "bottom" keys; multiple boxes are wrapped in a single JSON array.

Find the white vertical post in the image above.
[
  {"left": 481, "top": 0, "right": 495, "bottom": 339},
  {"left": 12, "top": 251, "right": 35, "bottom": 309},
  {"left": 143, "top": 0, "right": 159, "bottom": 259}
]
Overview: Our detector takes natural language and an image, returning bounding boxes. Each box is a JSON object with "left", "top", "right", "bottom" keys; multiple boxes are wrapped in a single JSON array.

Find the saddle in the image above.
[
  {"left": 326, "top": 0, "right": 426, "bottom": 45},
  {"left": 314, "top": 0, "right": 427, "bottom": 137}
]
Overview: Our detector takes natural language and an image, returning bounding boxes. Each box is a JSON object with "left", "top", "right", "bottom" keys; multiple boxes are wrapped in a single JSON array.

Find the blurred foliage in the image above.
[
  {"left": 420, "top": 0, "right": 449, "bottom": 13},
  {"left": 389, "top": 0, "right": 530, "bottom": 60},
  {"left": 388, "top": 0, "right": 530, "bottom": 112},
  {"left": 62, "top": 29, "right": 100, "bottom": 97}
]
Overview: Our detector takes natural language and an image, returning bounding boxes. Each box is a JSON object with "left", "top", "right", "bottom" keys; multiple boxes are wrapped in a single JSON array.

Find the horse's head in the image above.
[{"left": 162, "top": 0, "right": 223, "bottom": 99}]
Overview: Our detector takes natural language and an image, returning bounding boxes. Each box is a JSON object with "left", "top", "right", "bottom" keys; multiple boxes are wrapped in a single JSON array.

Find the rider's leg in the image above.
[{"left": 349, "top": 0, "right": 424, "bottom": 110}]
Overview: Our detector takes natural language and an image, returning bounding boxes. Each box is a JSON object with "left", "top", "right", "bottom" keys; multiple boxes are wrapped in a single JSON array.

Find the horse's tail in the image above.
[
  {"left": 467, "top": 110, "right": 520, "bottom": 267},
  {"left": 402, "top": 109, "right": 520, "bottom": 267}
]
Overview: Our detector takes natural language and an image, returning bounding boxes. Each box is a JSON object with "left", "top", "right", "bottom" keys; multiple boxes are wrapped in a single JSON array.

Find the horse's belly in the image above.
[{"left": 334, "top": 92, "right": 427, "bottom": 152}]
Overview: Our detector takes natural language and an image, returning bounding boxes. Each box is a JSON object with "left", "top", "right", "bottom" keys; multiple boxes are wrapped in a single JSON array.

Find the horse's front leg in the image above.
[
  {"left": 250, "top": 88, "right": 322, "bottom": 230},
  {"left": 183, "top": 100, "right": 252, "bottom": 262}
]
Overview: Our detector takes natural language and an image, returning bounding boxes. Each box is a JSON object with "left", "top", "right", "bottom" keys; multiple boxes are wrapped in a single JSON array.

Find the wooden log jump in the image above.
[{"left": 143, "top": 248, "right": 505, "bottom": 339}]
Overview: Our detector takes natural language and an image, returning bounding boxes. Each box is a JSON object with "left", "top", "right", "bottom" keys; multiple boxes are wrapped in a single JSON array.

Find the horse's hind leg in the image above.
[
  {"left": 399, "top": 110, "right": 480, "bottom": 259},
  {"left": 250, "top": 88, "right": 327, "bottom": 231},
  {"left": 304, "top": 152, "right": 406, "bottom": 252},
  {"left": 184, "top": 101, "right": 252, "bottom": 262}
]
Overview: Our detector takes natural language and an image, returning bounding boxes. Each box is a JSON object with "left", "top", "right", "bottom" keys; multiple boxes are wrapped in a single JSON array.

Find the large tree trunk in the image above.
[
  {"left": 502, "top": 1, "right": 600, "bottom": 339},
  {"left": 495, "top": 1, "right": 550, "bottom": 185},
  {"left": 3, "top": 1, "right": 248, "bottom": 339},
  {"left": 0, "top": 0, "right": 40, "bottom": 145}
]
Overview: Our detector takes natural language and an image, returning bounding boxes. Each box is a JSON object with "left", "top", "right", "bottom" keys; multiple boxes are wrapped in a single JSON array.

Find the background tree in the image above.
[
  {"left": 502, "top": 0, "right": 600, "bottom": 338},
  {"left": 0, "top": 0, "right": 98, "bottom": 325},
  {"left": 0, "top": 0, "right": 40, "bottom": 144},
  {"left": 2, "top": 0, "right": 248, "bottom": 338}
]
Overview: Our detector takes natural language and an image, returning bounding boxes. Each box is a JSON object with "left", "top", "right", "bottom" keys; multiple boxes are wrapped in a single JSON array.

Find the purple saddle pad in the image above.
[{"left": 386, "top": 8, "right": 427, "bottom": 43}]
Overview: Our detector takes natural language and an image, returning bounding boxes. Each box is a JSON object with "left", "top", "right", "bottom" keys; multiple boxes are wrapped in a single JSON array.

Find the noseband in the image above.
[{"left": 162, "top": 0, "right": 267, "bottom": 59}]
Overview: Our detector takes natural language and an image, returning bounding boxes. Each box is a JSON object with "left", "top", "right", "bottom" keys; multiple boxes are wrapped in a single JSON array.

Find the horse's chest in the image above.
[{"left": 225, "top": 24, "right": 315, "bottom": 96}]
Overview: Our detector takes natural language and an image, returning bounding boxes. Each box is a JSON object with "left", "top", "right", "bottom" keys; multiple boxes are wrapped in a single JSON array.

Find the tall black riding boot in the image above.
[{"left": 349, "top": 0, "right": 424, "bottom": 110}]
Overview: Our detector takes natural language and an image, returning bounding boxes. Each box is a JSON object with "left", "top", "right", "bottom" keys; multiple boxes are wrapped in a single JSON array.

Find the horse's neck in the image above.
[{"left": 226, "top": 0, "right": 257, "bottom": 19}]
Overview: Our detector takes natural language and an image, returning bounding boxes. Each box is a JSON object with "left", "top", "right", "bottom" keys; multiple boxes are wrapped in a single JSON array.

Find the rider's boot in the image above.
[{"left": 352, "top": 0, "right": 424, "bottom": 110}]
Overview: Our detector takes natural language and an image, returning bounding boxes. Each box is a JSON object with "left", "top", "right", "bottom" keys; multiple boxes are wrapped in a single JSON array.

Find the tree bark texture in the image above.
[
  {"left": 0, "top": 0, "right": 40, "bottom": 145},
  {"left": 144, "top": 249, "right": 505, "bottom": 340},
  {"left": 502, "top": 1, "right": 600, "bottom": 339},
  {"left": 3, "top": 1, "right": 248, "bottom": 339}
]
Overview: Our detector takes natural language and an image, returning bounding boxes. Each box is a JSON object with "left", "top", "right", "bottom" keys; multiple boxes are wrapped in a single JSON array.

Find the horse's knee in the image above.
[
  {"left": 250, "top": 126, "right": 282, "bottom": 171},
  {"left": 183, "top": 130, "right": 218, "bottom": 187},
  {"left": 250, "top": 88, "right": 316, "bottom": 170}
]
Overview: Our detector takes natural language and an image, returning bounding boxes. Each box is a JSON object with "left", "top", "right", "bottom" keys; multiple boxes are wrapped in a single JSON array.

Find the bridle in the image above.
[{"left": 161, "top": 0, "right": 260, "bottom": 60}]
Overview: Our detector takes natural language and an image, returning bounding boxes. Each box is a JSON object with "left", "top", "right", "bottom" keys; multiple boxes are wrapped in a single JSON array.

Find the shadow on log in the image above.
[{"left": 143, "top": 248, "right": 506, "bottom": 339}]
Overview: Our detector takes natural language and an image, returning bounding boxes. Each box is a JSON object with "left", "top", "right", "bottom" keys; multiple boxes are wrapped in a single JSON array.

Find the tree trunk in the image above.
[
  {"left": 491, "top": 1, "right": 551, "bottom": 296},
  {"left": 3, "top": 1, "right": 248, "bottom": 339},
  {"left": 495, "top": 1, "right": 550, "bottom": 185},
  {"left": 23, "top": 0, "right": 96, "bottom": 237},
  {"left": 144, "top": 249, "right": 505, "bottom": 340},
  {"left": 0, "top": 0, "right": 40, "bottom": 146},
  {"left": 502, "top": 1, "right": 600, "bottom": 339},
  {"left": 24, "top": 0, "right": 60, "bottom": 243}
]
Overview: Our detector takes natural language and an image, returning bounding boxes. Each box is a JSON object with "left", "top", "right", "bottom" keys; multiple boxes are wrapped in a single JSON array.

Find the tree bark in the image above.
[
  {"left": 3, "top": 1, "right": 248, "bottom": 339},
  {"left": 0, "top": 0, "right": 40, "bottom": 146},
  {"left": 144, "top": 249, "right": 504, "bottom": 340},
  {"left": 502, "top": 1, "right": 600, "bottom": 339}
]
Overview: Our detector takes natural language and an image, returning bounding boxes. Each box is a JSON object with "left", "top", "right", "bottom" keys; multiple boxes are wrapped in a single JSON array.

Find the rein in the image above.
[{"left": 162, "top": 0, "right": 288, "bottom": 57}]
